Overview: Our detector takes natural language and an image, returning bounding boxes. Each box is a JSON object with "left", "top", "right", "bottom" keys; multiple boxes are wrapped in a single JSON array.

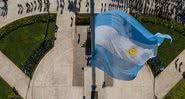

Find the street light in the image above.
[{"left": 90, "top": 0, "right": 97, "bottom": 98}]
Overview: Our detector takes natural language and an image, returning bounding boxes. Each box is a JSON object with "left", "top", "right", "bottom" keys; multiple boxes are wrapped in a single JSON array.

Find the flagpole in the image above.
[{"left": 90, "top": 0, "right": 97, "bottom": 98}]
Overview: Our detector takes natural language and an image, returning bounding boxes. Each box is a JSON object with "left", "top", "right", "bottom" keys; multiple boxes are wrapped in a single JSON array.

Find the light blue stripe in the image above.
[{"left": 95, "top": 10, "right": 172, "bottom": 45}]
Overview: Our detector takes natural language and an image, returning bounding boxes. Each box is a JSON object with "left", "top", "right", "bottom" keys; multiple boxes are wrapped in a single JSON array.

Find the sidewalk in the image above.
[
  {"left": 26, "top": 4, "right": 84, "bottom": 98},
  {"left": 100, "top": 64, "right": 154, "bottom": 99},
  {"left": 155, "top": 50, "right": 185, "bottom": 99},
  {"left": 0, "top": 52, "right": 30, "bottom": 98},
  {"left": 1, "top": 0, "right": 184, "bottom": 99}
]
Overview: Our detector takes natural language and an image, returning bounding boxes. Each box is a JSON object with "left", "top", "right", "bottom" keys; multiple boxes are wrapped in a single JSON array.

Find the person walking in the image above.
[{"left": 179, "top": 62, "right": 183, "bottom": 72}]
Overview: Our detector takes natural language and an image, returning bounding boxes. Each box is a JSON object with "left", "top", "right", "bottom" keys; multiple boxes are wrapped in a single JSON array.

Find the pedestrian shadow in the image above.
[{"left": 174, "top": 58, "right": 185, "bottom": 78}]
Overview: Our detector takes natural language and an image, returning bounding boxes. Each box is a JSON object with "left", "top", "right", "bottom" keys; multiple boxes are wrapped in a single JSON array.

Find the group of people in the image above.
[
  {"left": 175, "top": 58, "right": 185, "bottom": 79},
  {"left": 127, "top": 0, "right": 185, "bottom": 24},
  {"left": 175, "top": 58, "right": 184, "bottom": 75},
  {"left": 99, "top": 0, "right": 185, "bottom": 24},
  {"left": 57, "top": 0, "right": 65, "bottom": 14},
  {"left": 68, "top": 0, "right": 80, "bottom": 13},
  {"left": 0, "top": 0, "right": 8, "bottom": 16},
  {"left": 85, "top": 0, "right": 89, "bottom": 12},
  {"left": 154, "top": 0, "right": 177, "bottom": 19},
  {"left": 57, "top": 0, "right": 90, "bottom": 14},
  {"left": 57, "top": 0, "right": 82, "bottom": 14},
  {"left": 1, "top": 0, "right": 185, "bottom": 25},
  {"left": 17, "top": 0, "right": 50, "bottom": 15},
  {"left": 17, "top": 4, "right": 23, "bottom": 14},
  {"left": 175, "top": 0, "right": 185, "bottom": 24},
  {"left": 100, "top": 2, "right": 128, "bottom": 12}
]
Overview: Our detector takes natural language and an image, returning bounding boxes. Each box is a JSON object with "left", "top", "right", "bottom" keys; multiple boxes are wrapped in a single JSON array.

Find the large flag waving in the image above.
[{"left": 90, "top": 10, "right": 172, "bottom": 80}]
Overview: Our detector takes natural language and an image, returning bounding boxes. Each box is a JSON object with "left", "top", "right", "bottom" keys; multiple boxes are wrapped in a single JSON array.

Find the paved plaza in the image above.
[{"left": 0, "top": 0, "right": 185, "bottom": 99}]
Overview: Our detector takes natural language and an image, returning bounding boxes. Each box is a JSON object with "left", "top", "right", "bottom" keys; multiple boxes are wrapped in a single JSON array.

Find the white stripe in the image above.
[{"left": 95, "top": 25, "right": 156, "bottom": 65}]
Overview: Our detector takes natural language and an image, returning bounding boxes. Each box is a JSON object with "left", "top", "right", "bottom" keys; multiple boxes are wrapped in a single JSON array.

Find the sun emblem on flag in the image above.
[{"left": 128, "top": 47, "right": 138, "bottom": 56}]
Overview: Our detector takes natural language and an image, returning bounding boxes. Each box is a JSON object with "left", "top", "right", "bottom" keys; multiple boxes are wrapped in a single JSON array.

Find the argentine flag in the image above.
[{"left": 91, "top": 10, "right": 172, "bottom": 80}]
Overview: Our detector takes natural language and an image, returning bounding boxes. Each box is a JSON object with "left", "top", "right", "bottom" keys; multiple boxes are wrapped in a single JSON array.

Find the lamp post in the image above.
[{"left": 90, "top": 0, "right": 97, "bottom": 98}]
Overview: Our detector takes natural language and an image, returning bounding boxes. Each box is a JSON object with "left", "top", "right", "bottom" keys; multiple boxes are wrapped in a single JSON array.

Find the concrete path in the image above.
[
  {"left": 83, "top": 63, "right": 154, "bottom": 99},
  {"left": 26, "top": 1, "right": 84, "bottom": 98},
  {"left": 103, "top": 64, "right": 154, "bottom": 99},
  {"left": 1, "top": 0, "right": 183, "bottom": 99},
  {"left": 0, "top": 52, "right": 30, "bottom": 98},
  {"left": 155, "top": 50, "right": 185, "bottom": 99},
  {"left": 0, "top": 0, "right": 57, "bottom": 28},
  {"left": 1, "top": 0, "right": 154, "bottom": 98}
]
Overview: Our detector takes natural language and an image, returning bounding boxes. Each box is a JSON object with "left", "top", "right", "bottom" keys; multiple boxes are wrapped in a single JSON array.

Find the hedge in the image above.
[
  {"left": 0, "top": 13, "right": 56, "bottom": 77},
  {"left": 22, "top": 37, "right": 55, "bottom": 77},
  {"left": 76, "top": 13, "right": 90, "bottom": 25},
  {"left": 0, "top": 13, "right": 56, "bottom": 40},
  {"left": 139, "top": 16, "right": 185, "bottom": 76},
  {"left": 138, "top": 16, "right": 185, "bottom": 36}
]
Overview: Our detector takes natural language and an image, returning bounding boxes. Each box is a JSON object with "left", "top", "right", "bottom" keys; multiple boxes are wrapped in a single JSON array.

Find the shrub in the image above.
[
  {"left": 138, "top": 16, "right": 185, "bottom": 37},
  {"left": 76, "top": 13, "right": 90, "bottom": 25},
  {"left": 22, "top": 37, "right": 55, "bottom": 77},
  {"left": 0, "top": 14, "right": 56, "bottom": 40}
]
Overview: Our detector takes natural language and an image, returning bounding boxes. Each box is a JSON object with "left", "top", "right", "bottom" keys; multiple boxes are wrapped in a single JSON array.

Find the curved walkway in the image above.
[
  {"left": 26, "top": 1, "right": 84, "bottom": 97},
  {"left": 1, "top": 0, "right": 183, "bottom": 99},
  {"left": 0, "top": 0, "right": 57, "bottom": 98},
  {"left": 0, "top": 0, "right": 57, "bottom": 28}
]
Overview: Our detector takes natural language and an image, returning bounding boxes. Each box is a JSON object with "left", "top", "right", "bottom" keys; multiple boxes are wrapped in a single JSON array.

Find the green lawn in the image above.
[
  {"left": 0, "top": 22, "right": 55, "bottom": 69},
  {"left": 0, "top": 77, "right": 12, "bottom": 99},
  {"left": 164, "top": 79, "right": 185, "bottom": 99},
  {"left": 141, "top": 19, "right": 185, "bottom": 67},
  {"left": 140, "top": 16, "right": 185, "bottom": 99},
  {"left": 0, "top": 77, "right": 23, "bottom": 99},
  {"left": 0, "top": 14, "right": 56, "bottom": 98}
]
